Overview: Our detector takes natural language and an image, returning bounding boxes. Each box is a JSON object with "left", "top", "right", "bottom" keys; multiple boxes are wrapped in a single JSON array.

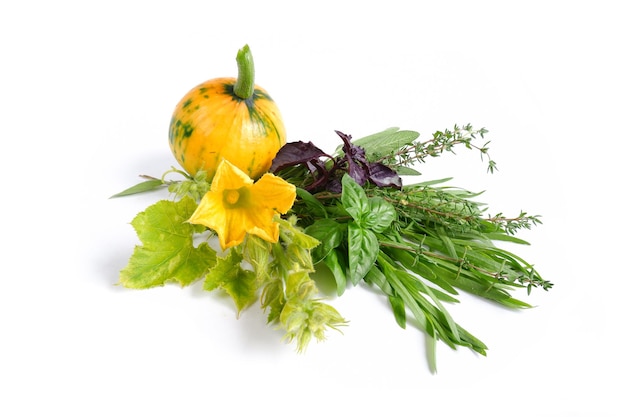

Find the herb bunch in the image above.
[{"left": 270, "top": 126, "right": 551, "bottom": 371}]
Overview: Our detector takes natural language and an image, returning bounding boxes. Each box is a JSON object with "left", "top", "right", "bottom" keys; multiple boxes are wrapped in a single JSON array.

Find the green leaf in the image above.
[
  {"left": 363, "top": 197, "right": 396, "bottom": 232},
  {"left": 306, "top": 219, "right": 346, "bottom": 262},
  {"left": 296, "top": 187, "right": 327, "bottom": 218},
  {"left": 276, "top": 216, "right": 320, "bottom": 272},
  {"left": 119, "top": 197, "right": 216, "bottom": 289},
  {"left": 389, "top": 294, "right": 406, "bottom": 329},
  {"left": 347, "top": 223, "right": 379, "bottom": 285},
  {"left": 244, "top": 235, "right": 272, "bottom": 282},
  {"left": 483, "top": 232, "right": 530, "bottom": 245},
  {"left": 363, "top": 266, "right": 393, "bottom": 295},
  {"left": 260, "top": 280, "right": 285, "bottom": 323},
  {"left": 406, "top": 177, "right": 454, "bottom": 188},
  {"left": 341, "top": 174, "right": 369, "bottom": 222},
  {"left": 110, "top": 179, "right": 165, "bottom": 198},
  {"left": 204, "top": 249, "right": 257, "bottom": 315},
  {"left": 396, "top": 268, "right": 461, "bottom": 342},
  {"left": 394, "top": 166, "right": 421, "bottom": 176},
  {"left": 352, "top": 127, "right": 420, "bottom": 158},
  {"left": 323, "top": 249, "right": 348, "bottom": 296}
]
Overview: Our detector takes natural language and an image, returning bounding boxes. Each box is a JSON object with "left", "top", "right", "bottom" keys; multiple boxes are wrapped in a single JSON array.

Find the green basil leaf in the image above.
[
  {"left": 347, "top": 223, "right": 379, "bottom": 285},
  {"left": 341, "top": 174, "right": 369, "bottom": 222},
  {"left": 364, "top": 197, "right": 396, "bottom": 232},
  {"left": 305, "top": 219, "right": 346, "bottom": 262}
]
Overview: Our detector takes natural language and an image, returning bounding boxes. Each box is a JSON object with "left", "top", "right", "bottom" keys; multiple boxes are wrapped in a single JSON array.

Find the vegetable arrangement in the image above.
[{"left": 113, "top": 45, "right": 551, "bottom": 372}]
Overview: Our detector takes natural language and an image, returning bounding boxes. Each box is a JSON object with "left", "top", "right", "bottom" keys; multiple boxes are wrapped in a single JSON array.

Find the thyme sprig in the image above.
[{"left": 378, "top": 123, "right": 497, "bottom": 173}]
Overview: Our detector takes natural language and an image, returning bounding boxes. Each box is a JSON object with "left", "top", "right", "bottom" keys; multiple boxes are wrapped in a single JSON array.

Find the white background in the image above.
[{"left": 2, "top": 1, "right": 624, "bottom": 416}]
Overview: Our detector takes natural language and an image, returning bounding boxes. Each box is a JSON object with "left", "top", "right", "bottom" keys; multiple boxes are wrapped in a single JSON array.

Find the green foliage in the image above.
[
  {"left": 279, "top": 124, "right": 552, "bottom": 372},
  {"left": 109, "top": 179, "right": 166, "bottom": 198},
  {"left": 267, "top": 217, "right": 347, "bottom": 351},
  {"left": 204, "top": 250, "right": 257, "bottom": 315},
  {"left": 351, "top": 127, "right": 420, "bottom": 160},
  {"left": 119, "top": 197, "right": 216, "bottom": 288}
]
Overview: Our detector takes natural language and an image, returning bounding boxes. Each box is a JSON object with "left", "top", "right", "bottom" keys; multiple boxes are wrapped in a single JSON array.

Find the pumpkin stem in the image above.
[{"left": 233, "top": 44, "right": 255, "bottom": 99}]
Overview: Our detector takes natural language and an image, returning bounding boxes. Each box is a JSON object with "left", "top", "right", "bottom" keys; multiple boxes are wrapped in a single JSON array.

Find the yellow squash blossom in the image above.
[{"left": 188, "top": 159, "right": 296, "bottom": 250}]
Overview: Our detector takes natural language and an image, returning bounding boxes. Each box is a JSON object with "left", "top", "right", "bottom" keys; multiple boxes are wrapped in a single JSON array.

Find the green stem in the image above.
[{"left": 233, "top": 44, "right": 255, "bottom": 99}]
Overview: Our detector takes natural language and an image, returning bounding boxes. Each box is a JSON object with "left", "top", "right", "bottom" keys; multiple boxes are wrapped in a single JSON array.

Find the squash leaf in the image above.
[{"left": 119, "top": 197, "right": 216, "bottom": 289}]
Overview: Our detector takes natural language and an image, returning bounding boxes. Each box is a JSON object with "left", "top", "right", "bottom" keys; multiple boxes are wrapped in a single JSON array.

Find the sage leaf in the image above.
[{"left": 353, "top": 127, "right": 420, "bottom": 158}]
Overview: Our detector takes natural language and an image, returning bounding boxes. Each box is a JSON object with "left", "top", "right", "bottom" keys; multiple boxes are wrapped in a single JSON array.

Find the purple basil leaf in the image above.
[
  {"left": 270, "top": 141, "right": 329, "bottom": 173},
  {"left": 335, "top": 130, "right": 369, "bottom": 185},
  {"left": 326, "top": 178, "right": 343, "bottom": 193},
  {"left": 368, "top": 162, "right": 403, "bottom": 189},
  {"left": 335, "top": 130, "right": 367, "bottom": 164},
  {"left": 348, "top": 161, "right": 369, "bottom": 186}
]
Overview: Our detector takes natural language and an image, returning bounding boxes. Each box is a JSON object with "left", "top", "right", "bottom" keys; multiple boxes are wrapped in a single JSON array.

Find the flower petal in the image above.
[
  {"left": 244, "top": 207, "right": 280, "bottom": 242},
  {"left": 188, "top": 192, "right": 226, "bottom": 232},
  {"left": 188, "top": 189, "right": 247, "bottom": 250},
  {"left": 219, "top": 207, "right": 249, "bottom": 249},
  {"left": 251, "top": 173, "right": 296, "bottom": 214},
  {"left": 188, "top": 160, "right": 296, "bottom": 250},
  {"left": 212, "top": 159, "right": 253, "bottom": 191}
]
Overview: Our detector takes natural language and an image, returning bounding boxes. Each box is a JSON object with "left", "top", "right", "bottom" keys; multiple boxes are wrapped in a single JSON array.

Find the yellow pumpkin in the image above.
[{"left": 168, "top": 45, "right": 286, "bottom": 180}]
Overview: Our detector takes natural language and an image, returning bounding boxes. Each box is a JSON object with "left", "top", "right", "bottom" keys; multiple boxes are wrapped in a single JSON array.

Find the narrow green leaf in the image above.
[
  {"left": 363, "top": 265, "right": 393, "bottom": 295},
  {"left": 378, "top": 255, "right": 428, "bottom": 332},
  {"left": 405, "top": 177, "right": 453, "bottom": 188},
  {"left": 398, "top": 269, "right": 461, "bottom": 342},
  {"left": 323, "top": 249, "right": 348, "bottom": 296},
  {"left": 296, "top": 187, "right": 327, "bottom": 218},
  {"left": 380, "top": 245, "right": 459, "bottom": 295},
  {"left": 389, "top": 295, "right": 406, "bottom": 329},
  {"left": 483, "top": 232, "right": 531, "bottom": 245},
  {"left": 109, "top": 179, "right": 165, "bottom": 198},
  {"left": 436, "top": 227, "right": 458, "bottom": 258}
]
